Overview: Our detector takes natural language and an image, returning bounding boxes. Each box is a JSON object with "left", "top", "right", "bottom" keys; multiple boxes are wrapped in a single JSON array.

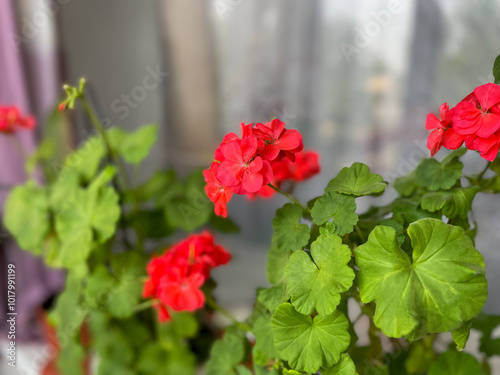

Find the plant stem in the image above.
[
  {"left": 268, "top": 183, "right": 310, "bottom": 214},
  {"left": 205, "top": 296, "right": 252, "bottom": 333},
  {"left": 476, "top": 161, "right": 492, "bottom": 181},
  {"left": 133, "top": 299, "right": 155, "bottom": 313}
]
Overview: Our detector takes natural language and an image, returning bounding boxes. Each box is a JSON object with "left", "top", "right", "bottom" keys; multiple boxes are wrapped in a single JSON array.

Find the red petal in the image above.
[
  {"left": 260, "top": 144, "right": 280, "bottom": 160},
  {"left": 475, "top": 113, "right": 500, "bottom": 138},
  {"left": 427, "top": 129, "right": 444, "bottom": 156},
  {"left": 240, "top": 137, "right": 258, "bottom": 161},
  {"left": 441, "top": 128, "right": 465, "bottom": 149},
  {"left": 439, "top": 103, "right": 450, "bottom": 121},
  {"left": 222, "top": 141, "right": 243, "bottom": 163},
  {"left": 242, "top": 172, "right": 264, "bottom": 193},
  {"left": 473, "top": 83, "right": 500, "bottom": 111},
  {"left": 425, "top": 113, "right": 443, "bottom": 130},
  {"left": 277, "top": 129, "right": 303, "bottom": 150}
]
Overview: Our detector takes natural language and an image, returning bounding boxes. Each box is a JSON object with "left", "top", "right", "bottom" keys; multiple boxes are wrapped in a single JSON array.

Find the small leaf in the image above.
[
  {"left": 420, "top": 187, "right": 478, "bottom": 219},
  {"left": 253, "top": 315, "right": 278, "bottom": 360},
  {"left": 493, "top": 54, "right": 500, "bottom": 85},
  {"left": 272, "top": 203, "right": 310, "bottom": 252},
  {"left": 355, "top": 219, "right": 487, "bottom": 339},
  {"left": 257, "top": 284, "right": 286, "bottom": 313},
  {"left": 4, "top": 182, "right": 49, "bottom": 252},
  {"left": 62, "top": 134, "right": 106, "bottom": 182},
  {"left": 311, "top": 191, "right": 358, "bottom": 235},
  {"left": 428, "top": 350, "right": 485, "bottom": 375},
  {"left": 284, "top": 233, "right": 354, "bottom": 316},
  {"left": 327, "top": 162, "right": 387, "bottom": 196},
  {"left": 267, "top": 245, "right": 291, "bottom": 284},
  {"left": 416, "top": 157, "right": 463, "bottom": 191},
  {"left": 453, "top": 320, "right": 472, "bottom": 351},
  {"left": 322, "top": 354, "right": 357, "bottom": 375},
  {"left": 108, "top": 124, "right": 158, "bottom": 164},
  {"left": 206, "top": 329, "right": 246, "bottom": 375},
  {"left": 272, "top": 303, "right": 350, "bottom": 373},
  {"left": 394, "top": 171, "right": 419, "bottom": 197}
]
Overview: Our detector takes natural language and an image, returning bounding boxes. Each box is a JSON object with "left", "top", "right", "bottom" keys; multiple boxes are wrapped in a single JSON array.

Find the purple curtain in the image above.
[{"left": 0, "top": 0, "right": 64, "bottom": 341}]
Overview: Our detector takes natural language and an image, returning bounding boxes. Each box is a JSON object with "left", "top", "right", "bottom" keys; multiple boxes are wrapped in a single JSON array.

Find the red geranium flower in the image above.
[
  {"left": 204, "top": 163, "right": 233, "bottom": 218},
  {"left": 143, "top": 232, "right": 231, "bottom": 322},
  {"left": 0, "top": 106, "right": 35, "bottom": 134},
  {"left": 453, "top": 83, "right": 500, "bottom": 138},
  {"left": 217, "top": 137, "right": 272, "bottom": 193},
  {"left": 254, "top": 119, "right": 303, "bottom": 161}
]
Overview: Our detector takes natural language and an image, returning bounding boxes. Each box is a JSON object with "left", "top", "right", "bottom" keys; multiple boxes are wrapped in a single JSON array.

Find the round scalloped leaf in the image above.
[
  {"left": 327, "top": 162, "right": 387, "bottom": 196},
  {"left": 355, "top": 218, "right": 487, "bottom": 339},
  {"left": 311, "top": 191, "right": 358, "bottom": 235},
  {"left": 272, "top": 204, "right": 310, "bottom": 252},
  {"left": 416, "top": 158, "right": 463, "bottom": 191},
  {"left": 322, "top": 354, "right": 357, "bottom": 375},
  {"left": 284, "top": 233, "right": 354, "bottom": 316},
  {"left": 272, "top": 303, "right": 350, "bottom": 373},
  {"left": 428, "top": 350, "right": 485, "bottom": 375}
]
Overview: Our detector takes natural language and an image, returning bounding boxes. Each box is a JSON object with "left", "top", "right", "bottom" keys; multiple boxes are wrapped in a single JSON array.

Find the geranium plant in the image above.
[{"left": 3, "top": 55, "right": 500, "bottom": 375}]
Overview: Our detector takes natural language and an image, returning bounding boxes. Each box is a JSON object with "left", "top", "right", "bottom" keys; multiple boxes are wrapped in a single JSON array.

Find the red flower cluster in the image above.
[
  {"left": 204, "top": 119, "right": 306, "bottom": 217},
  {"left": 249, "top": 150, "right": 321, "bottom": 199},
  {"left": 143, "top": 231, "right": 230, "bottom": 322},
  {"left": 0, "top": 106, "right": 35, "bottom": 134},
  {"left": 427, "top": 83, "right": 500, "bottom": 161}
]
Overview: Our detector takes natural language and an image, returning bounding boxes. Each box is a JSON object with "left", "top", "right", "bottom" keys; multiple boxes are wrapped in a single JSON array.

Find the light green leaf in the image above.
[
  {"left": 206, "top": 329, "right": 246, "bottom": 375},
  {"left": 106, "top": 269, "right": 142, "bottom": 318},
  {"left": 428, "top": 350, "right": 485, "bottom": 375},
  {"left": 257, "top": 283, "right": 286, "bottom": 313},
  {"left": 416, "top": 157, "right": 463, "bottom": 191},
  {"left": 55, "top": 184, "right": 120, "bottom": 267},
  {"left": 453, "top": 320, "right": 472, "bottom": 351},
  {"left": 322, "top": 354, "right": 357, "bottom": 375},
  {"left": 253, "top": 315, "right": 278, "bottom": 360},
  {"left": 394, "top": 171, "right": 419, "bottom": 197},
  {"left": 327, "top": 162, "right": 387, "bottom": 196},
  {"left": 272, "top": 303, "right": 350, "bottom": 373},
  {"left": 57, "top": 340, "right": 85, "bottom": 375},
  {"left": 355, "top": 219, "right": 487, "bottom": 339},
  {"left": 63, "top": 134, "right": 106, "bottom": 182},
  {"left": 108, "top": 124, "right": 158, "bottom": 164},
  {"left": 420, "top": 187, "right": 478, "bottom": 219},
  {"left": 311, "top": 191, "right": 358, "bottom": 235},
  {"left": 284, "top": 233, "right": 354, "bottom": 316},
  {"left": 272, "top": 204, "right": 310, "bottom": 252},
  {"left": 4, "top": 182, "right": 49, "bottom": 253},
  {"left": 267, "top": 245, "right": 291, "bottom": 284}
]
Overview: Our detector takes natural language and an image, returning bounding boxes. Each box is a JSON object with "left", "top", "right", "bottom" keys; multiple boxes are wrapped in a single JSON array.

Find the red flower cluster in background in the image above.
[
  {"left": 204, "top": 119, "right": 320, "bottom": 216},
  {"left": 143, "top": 231, "right": 230, "bottom": 322},
  {"left": 0, "top": 106, "right": 35, "bottom": 134},
  {"left": 427, "top": 83, "right": 500, "bottom": 161}
]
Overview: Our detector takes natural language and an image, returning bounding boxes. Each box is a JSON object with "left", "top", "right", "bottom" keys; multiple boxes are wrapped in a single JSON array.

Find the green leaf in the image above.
[
  {"left": 267, "top": 245, "right": 291, "bottom": 284},
  {"left": 253, "top": 315, "right": 278, "bottom": 360},
  {"left": 257, "top": 283, "right": 286, "bottom": 313},
  {"left": 272, "top": 303, "right": 350, "bottom": 373},
  {"left": 284, "top": 233, "right": 354, "bottom": 316},
  {"left": 322, "top": 354, "right": 357, "bottom": 375},
  {"left": 158, "top": 312, "right": 199, "bottom": 349},
  {"left": 327, "top": 162, "right": 387, "bottom": 196},
  {"left": 57, "top": 340, "right": 85, "bottom": 375},
  {"left": 420, "top": 188, "right": 478, "bottom": 219},
  {"left": 4, "top": 182, "right": 49, "bottom": 253},
  {"left": 416, "top": 157, "right": 463, "bottom": 191},
  {"left": 272, "top": 204, "right": 310, "bottom": 252},
  {"left": 453, "top": 320, "right": 472, "bottom": 351},
  {"left": 493, "top": 55, "right": 500, "bottom": 85},
  {"left": 106, "top": 269, "right": 143, "bottom": 318},
  {"left": 108, "top": 124, "right": 158, "bottom": 164},
  {"left": 63, "top": 134, "right": 106, "bottom": 182},
  {"left": 472, "top": 313, "right": 500, "bottom": 357},
  {"left": 394, "top": 171, "right": 419, "bottom": 197},
  {"left": 206, "top": 329, "right": 246, "bottom": 375},
  {"left": 428, "top": 350, "right": 485, "bottom": 375},
  {"left": 355, "top": 219, "right": 487, "bottom": 339},
  {"left": 164, "top": 170, "right": 212, "bottom": 231},
  {"left": 55, "top": 184, "right": 120, "bottom": 267},
  {"left": 311, "top": 191, "right": 358, "bottom": 235},
  {"left": 404, "top": 336, "right": 435, "bottom": 374},
  {"left": 210, "top": 213, "right": 240, "bottom": 233}
]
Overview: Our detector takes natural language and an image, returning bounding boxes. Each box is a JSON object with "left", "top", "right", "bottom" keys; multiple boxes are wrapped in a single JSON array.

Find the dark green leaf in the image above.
[
  {"left": 311, "top": 191, "right": 358, "bottom": 235},
  {"left": 272, "top": 203, "right": 310, "bottom": 252},
  {"left": 428, "top": 350, "right": 485, "bottom": 375}
]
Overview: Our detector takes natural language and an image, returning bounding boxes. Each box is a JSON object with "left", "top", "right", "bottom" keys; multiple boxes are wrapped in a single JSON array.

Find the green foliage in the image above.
[
  {"left": 284, "top": 233, "right": 354, "bottom": 316},
  {"left": 327, "top": 162, "right": 387, "bottom": 196},
  {"left": 493, "top": 54, "right": 500, "bottom": 84},
  {"left": 108, "top": 124, "right": 158, "bottom": 165},
  {"left": 253, "top": 315, "right": 278, "bottom": 360},
  {"left": 322, "top": 354, "right": 357, "bottom": 375},
  {"left": 272, "top": 303, "right": 350, "bottom": 373},
  {"left": 205, "top": 328, "right": 247, "bottom": 375},
  {"left": 272, "top": 203, "right": 310, "bottom": 252},
  {"left": 355, "top": 219, "right": 487, "bottom": 339},
  {"left": 428, "top": 350, "right": 485, "bottom": 375},
  {"left": 4, "top": 182, "right": 49, "bottom": 252},
  {"left": 420, "top": 187, "right": 478, "bottom": 219},
  {"left": 472, "top": 313, "right": 500, "bottom": 357},
  {"left": 311, "top": 191, "right": 358, "bottom": 235},
  {"left": 415, "top": 150, "right": 465, "bottom": 191}
]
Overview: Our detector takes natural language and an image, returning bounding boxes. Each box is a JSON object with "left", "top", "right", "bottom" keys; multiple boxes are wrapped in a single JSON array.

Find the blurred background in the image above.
[{"left": 1, "top": 0, "right": 500, "bottom": 373}]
